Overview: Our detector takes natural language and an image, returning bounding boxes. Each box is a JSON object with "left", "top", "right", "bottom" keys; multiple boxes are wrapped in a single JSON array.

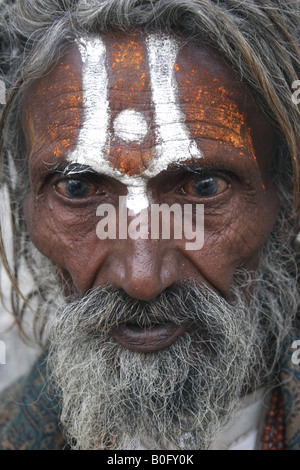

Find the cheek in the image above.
[
  {"left": 23, "top": 193, "right": 111, "bottom": 296},
  {"left": 181, "top": 187, "right": 280, "bottom": 296},
  {"left": 23, "top": 193, "right": 101, "bottom": 267}
]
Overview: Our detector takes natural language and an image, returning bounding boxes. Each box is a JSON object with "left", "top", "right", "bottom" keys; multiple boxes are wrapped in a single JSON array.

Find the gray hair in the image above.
[{"left": 0, "top": 0, "right": 299, "bottom": 339}]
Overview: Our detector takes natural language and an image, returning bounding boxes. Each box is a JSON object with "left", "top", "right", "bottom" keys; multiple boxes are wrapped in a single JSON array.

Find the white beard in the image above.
[{"left": 46, "top": 234, "right": 298, "bottom": 450}]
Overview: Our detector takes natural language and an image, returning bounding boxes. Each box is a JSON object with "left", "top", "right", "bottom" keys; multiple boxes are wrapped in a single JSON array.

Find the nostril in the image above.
[{"left": 97, "top": 239, "right": 181, "bottom": 300}]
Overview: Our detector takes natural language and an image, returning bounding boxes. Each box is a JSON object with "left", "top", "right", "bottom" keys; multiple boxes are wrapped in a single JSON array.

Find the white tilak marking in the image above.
[
  {"left": 113, "top": 109, "right": 149, "bottom": 143},
  {"left": 126, "top": 186, "right": 149, "bottom": 214},
  {"left": 144, "top": 33, "right": 203, "bottom": 176},
  {"left": 70, "top": 37, "right": 110, "bottom": 171},
  {"left": 68, "top": 34, "right": 202, "bottom": 215},
  {"left": 69, "top": 36, "right": 148, "bottom": 214},
  {"left": 113, "top": 110, "right": 149, "bottom": 212}
]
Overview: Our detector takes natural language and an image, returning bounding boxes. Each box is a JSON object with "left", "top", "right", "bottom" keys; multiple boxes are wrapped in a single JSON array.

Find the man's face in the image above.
[
  {"left": 20, "top": 31, "right": 297, "bottom": 450},
  {"left": 22, "top": 31, "right": 278, "bottom": 351}
]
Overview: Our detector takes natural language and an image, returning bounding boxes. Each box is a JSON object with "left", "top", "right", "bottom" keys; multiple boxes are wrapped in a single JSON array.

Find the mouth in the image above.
[{"left": 110, "top": 321, "right": 189, "bottom": 353}]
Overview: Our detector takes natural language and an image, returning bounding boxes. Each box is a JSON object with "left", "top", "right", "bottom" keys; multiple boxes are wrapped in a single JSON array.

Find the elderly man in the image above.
[{"left": 0, "top": 0, "right": 299, "bottom": 451}]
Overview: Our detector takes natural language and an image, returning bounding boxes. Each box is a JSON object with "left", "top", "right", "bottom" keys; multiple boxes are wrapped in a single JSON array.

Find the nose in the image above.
[{"left": 101, "top": 238, "right": 180, "bottom": 300}]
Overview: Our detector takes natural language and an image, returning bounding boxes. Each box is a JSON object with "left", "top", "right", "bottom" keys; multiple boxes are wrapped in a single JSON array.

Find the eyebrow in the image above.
[
  {"left": 46, "top": 160, "right": 205, "bottom": 176},
  {"left": 170, "top": 162, "right": 214, "bottom": 174},
  {"left": 43, "top": 159, "right": 231, "bottom": 185},
  {"left": 44, "top": 161, "right": 97, "bottom": 177}
]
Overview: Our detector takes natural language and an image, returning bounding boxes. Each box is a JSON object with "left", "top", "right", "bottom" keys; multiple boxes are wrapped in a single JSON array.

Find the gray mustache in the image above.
[{"left": 62, "top": 282, "right": 238, "bottom": 341}]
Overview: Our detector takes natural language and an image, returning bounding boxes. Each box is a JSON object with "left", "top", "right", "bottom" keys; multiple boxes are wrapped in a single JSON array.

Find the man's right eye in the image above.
[{"left": 54, "top": 178, "right": 97, "bottom": 199}]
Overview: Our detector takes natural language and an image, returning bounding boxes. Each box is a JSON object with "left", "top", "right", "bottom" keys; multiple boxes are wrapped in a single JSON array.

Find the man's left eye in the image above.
[
  {"left": 55, "top": 179, "right": 96, "bottom": 198},
  {"left": 182, "top": 175, "right": 230, "bottom": 198}
]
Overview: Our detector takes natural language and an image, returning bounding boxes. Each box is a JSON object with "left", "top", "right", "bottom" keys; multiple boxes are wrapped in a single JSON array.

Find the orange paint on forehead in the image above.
[
  {"left": 106, "top": 33, "right": 154, "bottom": 176},
  {"left": 24, "top": 47, "right": 83, "bottom": 159},
  {"left": 175, "top": 46, "right": 256, "bottom": 162},
  {"left": 23, "top": 35, "right": 268, "bottom": 185},
  {"left": 104, "top": 34, "right": 258, "bottom": 179},
  {"left": 48, "top": 62, "right": 82, "bottom": 158}
]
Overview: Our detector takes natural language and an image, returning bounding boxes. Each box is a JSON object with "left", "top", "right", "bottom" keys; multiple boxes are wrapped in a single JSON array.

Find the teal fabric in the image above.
[
  {"left": 0, "top": 343, "right": 299, "bottom": 450},
  {"left": 280, "top": 339, "right": 300, "bottom": 450},
  {"left": 0, "top": 350, "right": 66, "bottom": 450}
]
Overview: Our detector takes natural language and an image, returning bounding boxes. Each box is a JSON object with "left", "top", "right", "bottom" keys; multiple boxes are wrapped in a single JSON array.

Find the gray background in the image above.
[{"left": 0, "top": 194, "right": 40, "bottom": 393}]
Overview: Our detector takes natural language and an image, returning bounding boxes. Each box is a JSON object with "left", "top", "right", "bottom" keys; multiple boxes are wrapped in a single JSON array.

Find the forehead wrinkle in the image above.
[
  {"left": 24, "top": 32, "right": 270, "bottom": 211},
  {"left": 183, "top": 85, "right": 254, "bottom": 153},
  {"left": 175, "top": 46, "right": 258, "bottom": 164},
  {"left": 187, "top": 120, "right": 256, "bottom": 161},
  {"left": 23, "top": 46, "right": 84, "bottom": 161}
]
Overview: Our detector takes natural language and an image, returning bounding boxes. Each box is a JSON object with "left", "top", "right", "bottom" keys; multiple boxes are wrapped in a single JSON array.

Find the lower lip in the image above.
[{"left": 111, "top": 322, "right": 188, "bottom": 353}]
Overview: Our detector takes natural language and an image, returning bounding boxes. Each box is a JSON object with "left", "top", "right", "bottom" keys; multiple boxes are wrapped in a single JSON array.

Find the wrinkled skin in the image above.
[{"left": 22, "top": 31, "right": 279, "bottom": 329}]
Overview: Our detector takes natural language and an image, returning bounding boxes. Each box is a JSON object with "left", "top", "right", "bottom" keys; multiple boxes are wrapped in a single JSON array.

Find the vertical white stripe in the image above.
[
  {"left": 68, "top": 36, "right": 149, "bottom": 213},
  {"left": 145, "top": 33, "right": 202, "bottom": 175},
  {"left": 68, "top": 34, "right": 203, "bottom": 215},
  {"left": 0, "top": 80, "right": 6, "bottom": 105},
  {"left": 69, "top": 37, "right": 110, "bottom": 171},
  {"left": 68, "top": 36, "right": 151, "bottom": 214}
]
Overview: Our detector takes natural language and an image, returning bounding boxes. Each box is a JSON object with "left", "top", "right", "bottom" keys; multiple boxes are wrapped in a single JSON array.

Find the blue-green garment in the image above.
[
  {"left": 0, "top": 351, "right": 66, "bottom": 450},
  {"left": 0, "top": 342, "right": 299, "bottom": 450}
]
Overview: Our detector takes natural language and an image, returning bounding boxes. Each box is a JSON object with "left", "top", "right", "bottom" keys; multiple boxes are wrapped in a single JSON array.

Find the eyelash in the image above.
[
  {"left": 53, "top": 174, "right": 100, "bottom": 197},
  {"left": 49, "top": 166, "right": 235, "bottom": 203}
]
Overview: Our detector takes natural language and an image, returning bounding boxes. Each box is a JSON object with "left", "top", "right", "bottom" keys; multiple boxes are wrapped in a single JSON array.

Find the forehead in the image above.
[{"left": 22, "top": 31, "right": 274, "bottom": 180}]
